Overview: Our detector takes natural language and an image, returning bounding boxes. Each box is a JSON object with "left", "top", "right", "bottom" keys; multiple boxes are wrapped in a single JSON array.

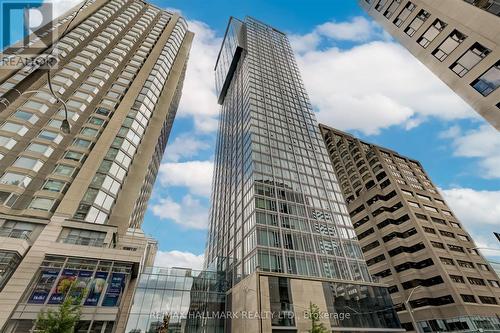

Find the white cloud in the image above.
[
  {"left": 441, "top": 187, "right": 500, "bottom": 260},
  {"left": 316, "top": 16, "right": 383, "bottom": 42},
  {"left": 289, "top": 32, "right": 321, "bottom": 54},
  {"left": 177, "top": 20, "right": 222, "bottom": 132},
  {"left": 443, "top": 125, "right": 500, "bottom": 178},
  {"left": 289, "top": 16, "right": 384, "bottom": 53},
  {"left": 155, "top": 250, "right": 204, "bottom": 269},
  {"left": 292, "top": 25, "right": 474, "bottom": 134},
  {"left": 158, "top": 160, "right": 213, "bottom": 197},
  {"left": 150, "top": 195, "right": 208, "bottom": 230},
  {"left": 164, "top": 134, "right": 210, "bottom": 162},
  {"left": 48, "top": 0, "right": 83, "bottom": 19},
  {"left": 442, "top": 188, "right": 500, "bottom": 227}
]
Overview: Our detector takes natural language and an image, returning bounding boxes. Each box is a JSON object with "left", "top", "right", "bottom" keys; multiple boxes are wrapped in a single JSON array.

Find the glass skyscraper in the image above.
[{"left": 207, "top": 16, "right": 402, "bottom": 332}]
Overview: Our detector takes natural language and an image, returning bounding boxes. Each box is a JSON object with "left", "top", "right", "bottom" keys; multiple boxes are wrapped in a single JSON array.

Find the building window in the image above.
[
  {"left": 13, "top": 157, "right": 43, "bottom": 171},
  {"left": 268, "top": 277, "right": 295, "bottom": 327},
  {"left": 432, "top": 29, "right": 467, "bottom": 61},
  {"left": 450, "top": 42, "right": 491, "bottom": 77},
  {"left": 423, "top": 205, "right": 438, "bottom": 213},
  {"left": 431, "top": 241, "right": 444, "bottom": 249},
  {"left": 467, "top": 277, "right": 485, "bottom": 286},
  {"left": 439, "top": 230, "right": 455, "bottom": 238},
  {"left": 457, "top": 260, "right": 474, "bottom": 268},
  {"left": 404, "top": 9, "right": 430, "bottom": 37},
  {"left": 64, "top": 151, "right": 85, "bottom": 162},
  {"left": 38, "top": 130, "right": 63, "bottom": 143},
  {"left": 479, "top": 296, "right": 498, "bottom": 305},
  {"left": 80, "top": 127, "right": 99, "bottom": 137},
  {"left": 42, "top": 179, "right": 68, "bottom": 193},
  {"left": 477, "top": 263, "right": 490, "bottom": 271},
  {"left": 0, "top": 122, "right": 29, "bottom": 136},
  {"left": 423, "top": 227, "right": 436, "bottom": 234},
  {"left": 384, "top": 0, "right": 402, "bottom": 18},
  {"left": 0, "top": 136, "right": 17, "bottom": 150},
  {"left": 471, "top": 60, "right": 500, "bottom": 96},
  {"left": 375, "top": 0, "right": 388, "bottom": 11},
  {"left": 0, "top": 172, "right": 32, "bottom": 188},
  {"left": 448, "top": 244, "right": 464, "bottom": 253},
  {"left": 393, "top": 1, "right": 416, "bottom": 27},
  {"left": 460, "top": 294, "right": 476, "bottom": 303},
  {"left": 408, "top": 201, "right": 419, "bottom": 208},
  {"left": 58, "top": 228, "right": 106, "bottom": 247},
  {"left": 53, "top": 164, "right": 76, "bottom": 177},
  {"left": 26, "top": 143, "right": 54, "bottom": 157},
  {"left": 27, "top": 255, "right": 131, "bottom": 306},
  {"left": 13, "top": 110, "right": 39, "bottom": 124},
  {"left": 440, "top": 257, "right": 454, "bottom": 266},
  {"left": 488, "top": 280, "right": 500, "bottom": 288},
  {"left": 366, "top": 254, "right": 385, "bottom": 266},
  {"left": 417, "top": 19, "right": 447, "bottom": 48},
  {"left": 0, "top": 250, "right": 22, "bottom": 292},
  {"left": 29, "top": 197, "right": 55, "bottom": 211},
  {"left": 0, "top": 191, "right": 18, "bottom": 207},
  {"left": 0, "top": 220, "right": 35, "bottom": 239}
]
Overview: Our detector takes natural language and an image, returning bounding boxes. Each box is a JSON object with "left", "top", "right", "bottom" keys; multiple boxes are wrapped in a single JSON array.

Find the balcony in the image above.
[{"left": 0, "top": 228, "right": 32, "bottom": 240}]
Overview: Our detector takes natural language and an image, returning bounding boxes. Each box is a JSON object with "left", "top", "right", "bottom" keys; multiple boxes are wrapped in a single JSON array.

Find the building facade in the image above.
[
  {"left": 207, "top": 16, "right": 402, "bottom": 332},
  {"left": 124, "top": 266, "right": 227, "bottom": 333},
  {"left": 0, "top": 0, "right": 193, "bottom": 332},
  {"left": 320, "top": 124, "right": 500, "bottom": 332},
  {"left": 358, "top": 0, "right": 500, "bottom": 130}
]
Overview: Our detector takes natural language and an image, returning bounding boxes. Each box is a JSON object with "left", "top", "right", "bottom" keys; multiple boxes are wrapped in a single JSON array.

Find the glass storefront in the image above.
[
  {"left": 125, "top": 267, "right": 226, "bottom": 333},
  {"left": 26, "top": 255, "right": 132, "bottom": 307},
  {"left": 418, "top": 315, "right": 500, "bottom": 332},
  {"left": 322, "top": 281, "right": 401, "bottom": 330}
]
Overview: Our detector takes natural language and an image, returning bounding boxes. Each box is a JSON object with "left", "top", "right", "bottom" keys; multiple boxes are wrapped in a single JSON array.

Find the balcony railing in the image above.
[
  {"left": 60, "top": 236, "right": 106, "bottom": 247},
  {"left": 0, "top": 228, "right": 31, "bottom": 240}
]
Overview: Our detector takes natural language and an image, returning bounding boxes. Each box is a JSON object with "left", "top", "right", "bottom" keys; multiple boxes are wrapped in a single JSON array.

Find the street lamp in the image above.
[
  {"left": 471, "top": 247, "right": 500, "bottom": 253},
  {"left": 404, "top": 285, "right": 422, "bottom": 333}
]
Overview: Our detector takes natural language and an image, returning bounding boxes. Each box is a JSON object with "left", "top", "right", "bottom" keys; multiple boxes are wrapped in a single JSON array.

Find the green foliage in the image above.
[
  {"left": 306, "top": 302, "right": 329, "bottom": 333},
  {"left": 34, "top": 283, "right": 84, "bottom": 333}
]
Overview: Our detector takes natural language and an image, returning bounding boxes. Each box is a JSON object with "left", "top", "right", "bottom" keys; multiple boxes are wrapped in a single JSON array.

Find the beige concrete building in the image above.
[
  {"left": 320, "top": 124, "right": 500, "bottom": 332},
  {"left": 0, "top": 0, "right": 192, "bottom": 332},
  {"left": 359, "top": 0, "right": 500, "bottom": 130}
]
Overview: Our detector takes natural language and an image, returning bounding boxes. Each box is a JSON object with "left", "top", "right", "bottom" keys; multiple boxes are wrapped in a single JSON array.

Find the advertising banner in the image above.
[
  {"left": 48, "top": 269, "right": 77, "bottom": 304},
  {"left": 102, "top": 272, "right": 126, "bottom": 307},
  {"left": 68, "top": 270, "right": 93, "bottom": 304},
  {"left": 27, "top": 270, "right": 60, "bottom": 304},
  {"left": 84, "top": 271, "right": 108, "bottom": 306}
]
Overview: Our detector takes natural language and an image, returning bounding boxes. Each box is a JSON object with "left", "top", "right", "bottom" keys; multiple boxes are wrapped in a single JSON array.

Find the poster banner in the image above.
[
  {"left": 68, "top": 270, "right": 93, "bottom": 304},
  {"left": 102, "top": 272, "right": 126, "bottom": 307},
  {"left": 48, "top": 269, "right": 77, "bottom": 304},
  {"left": 27, "top": 270, "right": 60, "bottom": 304},
  {"left": 84, "top": 271, "right": 108, "bottom": 306}
]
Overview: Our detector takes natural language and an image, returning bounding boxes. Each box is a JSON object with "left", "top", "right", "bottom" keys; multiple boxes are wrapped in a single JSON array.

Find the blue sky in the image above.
[
  {"left": 143, "top": 0, "right": 500, "bottom": 268},
  {"left": 5, "top": 0, "right": 499, "bottom": 267}
]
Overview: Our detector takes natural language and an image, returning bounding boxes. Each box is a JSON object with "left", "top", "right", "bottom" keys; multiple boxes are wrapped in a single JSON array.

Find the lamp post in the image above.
[
  {"left": 404, "top": 285, "right": 422, "bottom": 333},
  {"left": 471, "top": 247, "right": 500, "bottom": 253}
]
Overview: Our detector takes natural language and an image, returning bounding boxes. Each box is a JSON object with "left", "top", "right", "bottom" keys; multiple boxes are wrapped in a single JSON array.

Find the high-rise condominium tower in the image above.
[
  {"left": 207, "top": 16, "right": 402, "bottom": 332},
  {"left": 0, "top": 0, "right": 192, "bottom": 332},
  {"left": 320, "top": 124, "right": 500, "bottom": 332},
  {"left": 359, "top": 0, "right": 500, "bottom": 130}
]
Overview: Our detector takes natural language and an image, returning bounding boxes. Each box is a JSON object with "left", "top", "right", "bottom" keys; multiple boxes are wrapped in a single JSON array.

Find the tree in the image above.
[
  {"left": 306, "top": 302, "right": 329, "bottom": 333},
  {"left": 156, "top": 313, "right": 170, "bottom": 333},
  {"left": 34, "top": 284, "right": 84, "bottom": 333}
]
